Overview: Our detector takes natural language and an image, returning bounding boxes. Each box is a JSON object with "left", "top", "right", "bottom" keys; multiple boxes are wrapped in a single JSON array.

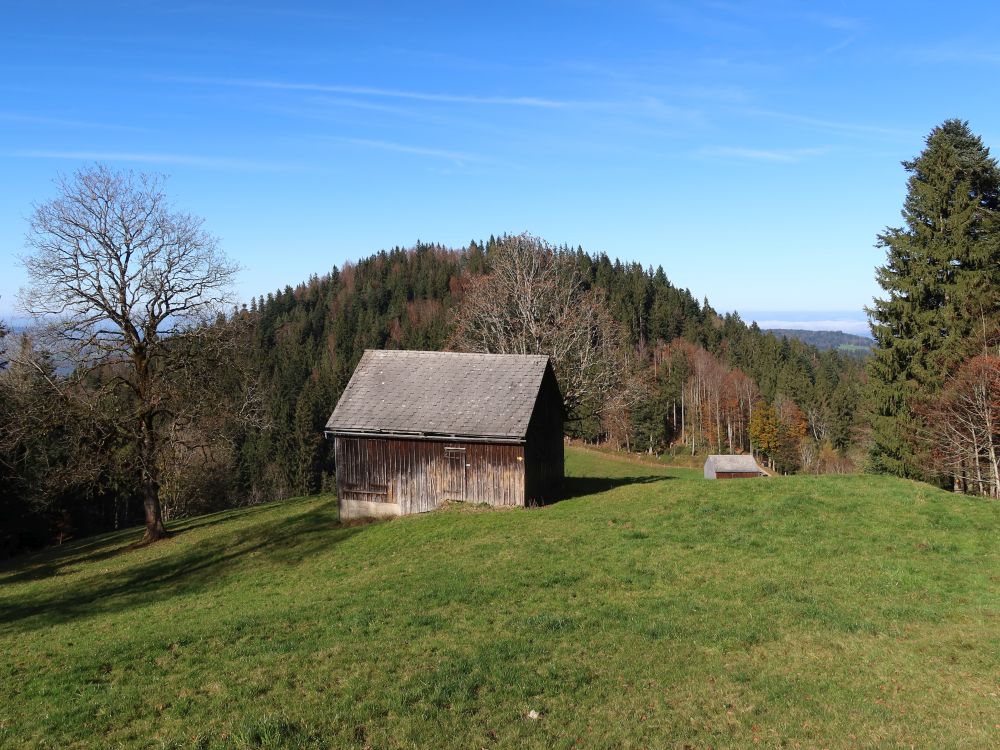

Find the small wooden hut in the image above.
[
  {"left": 704, "top": 454, "right": 765, "bottom": 480},
  {"left": 325, "top": 350, "right": 564, "bottom": 520}
]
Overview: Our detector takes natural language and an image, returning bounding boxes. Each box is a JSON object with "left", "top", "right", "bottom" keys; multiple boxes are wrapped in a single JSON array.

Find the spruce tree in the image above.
[{"left": 867, "top": 120, "right": 1000, "bottom": 479}]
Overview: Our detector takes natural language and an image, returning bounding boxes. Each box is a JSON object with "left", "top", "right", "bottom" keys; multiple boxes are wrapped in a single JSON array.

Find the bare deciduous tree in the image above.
[
  {"left": 448, "top": 234, "right": 628, "bottom": 422},
  {"left": 922, "top": 355, "right": 1000, "bottom": 497},
  {"left": 19, "top": 165, "right": 240, "bottom": 542}
]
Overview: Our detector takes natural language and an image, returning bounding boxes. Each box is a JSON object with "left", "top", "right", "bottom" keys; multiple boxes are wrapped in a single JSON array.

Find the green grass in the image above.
[{"left": 1, "top": 449, "right": 998, "bottom": 748}]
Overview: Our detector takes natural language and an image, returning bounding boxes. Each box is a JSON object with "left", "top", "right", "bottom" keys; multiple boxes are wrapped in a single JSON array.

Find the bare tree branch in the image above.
[
  {"left": 18, "top": 164, "right": 241, "bottom": 542},
  {"left": 448, "top": 234, "right": 629, "bottom": 422}
]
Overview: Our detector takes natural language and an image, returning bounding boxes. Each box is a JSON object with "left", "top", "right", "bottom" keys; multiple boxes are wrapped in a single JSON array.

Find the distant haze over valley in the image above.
[{"left": 740, "top": 310, "right": 871, "bottom": 338}]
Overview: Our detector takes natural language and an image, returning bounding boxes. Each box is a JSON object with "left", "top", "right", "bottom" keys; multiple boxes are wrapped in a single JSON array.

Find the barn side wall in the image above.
[
  {"left": 523, "top": 366, "right": 564, "bottom": 503},
  {"left": 335, "top": 436, "right": 525, "bottom": 520}
]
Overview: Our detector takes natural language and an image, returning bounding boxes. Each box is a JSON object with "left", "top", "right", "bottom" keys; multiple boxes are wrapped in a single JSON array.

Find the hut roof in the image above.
[
  {"left": 325, "top": 350, "right": 554, "bottom": 441},
  {"left": 705, "top": 454, "right": 762, "bottom": 473}
]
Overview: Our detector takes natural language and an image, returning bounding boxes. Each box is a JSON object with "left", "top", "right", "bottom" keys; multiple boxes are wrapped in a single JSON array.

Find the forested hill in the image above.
[
  {"left": 238, "top": 238, "right": 862, "bottom": 500},
  {"left": 2, "top": 237, "right": 864, "bottom": 554},
  {"left": 765, "top": 329, "right": 874, "bottom": 355}
]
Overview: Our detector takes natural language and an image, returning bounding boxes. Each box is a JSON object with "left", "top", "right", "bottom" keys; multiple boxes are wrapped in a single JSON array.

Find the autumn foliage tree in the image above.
[
  {"left": 774, "top": 395, "right": 809, "bottom": 473},
  {"left": 749, "top": 403, "right": 780, "bottom": 469}
]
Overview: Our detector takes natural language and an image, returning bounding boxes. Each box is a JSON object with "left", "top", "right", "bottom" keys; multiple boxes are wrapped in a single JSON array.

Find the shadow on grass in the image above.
[
  {"left": 562, "top": 474, "right": 673, "bottom": 500},
  {"left": 0, "top": 502, "right": 292, "bottom": 587},
  {"left": 0, "top": 499, "right": 365, "bottom": 633},
  {"left": 0, "top": 529, "right": 143, "bottom": 587},
  {"left": 166, "top": 501, "right": 287, "bottom": 536}
]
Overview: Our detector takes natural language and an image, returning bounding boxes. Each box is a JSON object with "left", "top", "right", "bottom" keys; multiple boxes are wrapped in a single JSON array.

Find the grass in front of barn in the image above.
[{"left": 1, "top": 449, "right": 998, "bottom": 748}]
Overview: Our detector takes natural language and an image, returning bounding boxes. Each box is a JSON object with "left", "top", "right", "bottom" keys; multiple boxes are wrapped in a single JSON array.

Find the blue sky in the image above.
[{"left": 3, "top": 1, "right": 999, "bottom": 334}]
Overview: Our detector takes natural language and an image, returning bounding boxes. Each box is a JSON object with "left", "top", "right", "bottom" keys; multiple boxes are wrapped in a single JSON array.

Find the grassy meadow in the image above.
[{"left": 1, "top": 448, "right": 998, "bottom": 748}]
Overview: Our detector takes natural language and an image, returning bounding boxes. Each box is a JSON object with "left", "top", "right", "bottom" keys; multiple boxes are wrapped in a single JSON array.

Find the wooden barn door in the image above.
[{"left": 443, "top": 446, "right": 466, "bottom": 502}]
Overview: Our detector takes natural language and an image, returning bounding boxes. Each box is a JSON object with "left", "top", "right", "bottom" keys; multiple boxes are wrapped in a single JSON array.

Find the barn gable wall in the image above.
[{"left": 524, "top": 365, "right": 564, "bottom": 503}]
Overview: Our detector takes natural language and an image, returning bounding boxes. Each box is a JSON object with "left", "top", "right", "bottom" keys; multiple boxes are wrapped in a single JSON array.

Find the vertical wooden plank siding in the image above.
[{"left": 335, "top": 436, "right": 526, "bottom": 516}]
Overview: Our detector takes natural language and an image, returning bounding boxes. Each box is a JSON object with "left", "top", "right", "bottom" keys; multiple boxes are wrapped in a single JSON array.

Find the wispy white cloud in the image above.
[
  {"left": 699, "top": 3, "right": 864, "bottom": 35},
  {"left": 636, "top": 96, "right": 706, "bottom": 125},
  {"left": 696, "top": 56, "right": 780, "bottom": 76},
  {"left": 698, "top": 145, "right": 829, "bottom": 162},
  {"left": 10, "top": 150, "right": 293, "bottom": 171},
  {"left": 169, "top": 76, "right": 586, "bottom": 109},
  {"left": 802, "top": 12, "right": 863, "bottom": 32},
  {"left": 743, "top": 109, "right": 915, "bottom": 139},
  {"left": 0, "top": 112, "right": 147, "bottom": 132},
  {"left": 905, "top": 41, "right": 1000, "bottom": 66},
  {"left": 823, "top": 33, "right": 859, "bottom": 55},
  {"left": 259, "top": 96, "right": 515, "bottom": 143},
  {"left": 331, "top": 138, "right": 485, "bottom": 164},
  {"left": 300, "top": 96, "right": 415, "bottom": 117},
  {"left": 556, "top": 59, "right": 757, "bottom": 103},
  {"left": 671, "top": 84, "right": 751, "bottom": 104},
  {"left": 157, "top": 2, "right": 352, "bottom": 22}
]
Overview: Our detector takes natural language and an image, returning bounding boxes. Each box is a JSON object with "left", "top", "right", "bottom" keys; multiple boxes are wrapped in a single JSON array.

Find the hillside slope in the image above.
[{"left": 1, "top": 450, "right": 998, "bottom": 748}]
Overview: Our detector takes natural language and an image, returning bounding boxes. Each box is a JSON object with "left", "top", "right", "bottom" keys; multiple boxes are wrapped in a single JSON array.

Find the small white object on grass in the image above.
[{"left": 527, "top": 710, "right": 540, "bottom": 720}]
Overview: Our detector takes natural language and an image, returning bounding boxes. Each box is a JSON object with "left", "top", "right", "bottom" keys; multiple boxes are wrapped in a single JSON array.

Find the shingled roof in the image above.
[
  {"left": 325, "top": 350, "right": 554, "bottom": 441},
  {"left": 704, "top": 454, "right": 764, "bottom": 476}
]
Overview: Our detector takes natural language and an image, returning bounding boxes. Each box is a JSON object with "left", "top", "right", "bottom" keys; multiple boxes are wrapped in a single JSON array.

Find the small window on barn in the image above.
[{"left": 342, "top": 483, "right": 392, "bottom": 503}]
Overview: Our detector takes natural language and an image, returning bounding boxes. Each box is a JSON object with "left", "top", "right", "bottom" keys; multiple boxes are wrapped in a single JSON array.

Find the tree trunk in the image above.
[
  {"left": 986, "top": 432, "right": 1000, "bottom": 499},
  {"left": 140, "top": 408, "right": 167, "bottom": 542},
  {"left": 680, "top": 391, "right": 685, "bottom": 447},
  {"left": 142, "top": 478, "right": 167, "bottom": 542}
]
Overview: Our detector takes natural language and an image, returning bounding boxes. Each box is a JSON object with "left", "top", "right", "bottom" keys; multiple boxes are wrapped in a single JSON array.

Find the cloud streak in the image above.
[
  {"left": 905, "top": 41, "right": 1000, "bottom": 66},
  {"left": 698, "top": 145, "right": 829, "bottom": 162},
  {"left": 0, "top": 112, "right": 147, "bottom": 132},
  {"left": 168, "top": 76, "right": 589, "bottom": 109},
  {"left": 331, "top": 137, "right": 485, "bottom": 163},
  {"left": 10, "top": 150, "right": 292, "bottom": 171},
  {"left": 802, "top": 12, "right": 863, "bottom": 32},
  {"left": 744, "top": 109, "right": 915, "bottom": 139}
]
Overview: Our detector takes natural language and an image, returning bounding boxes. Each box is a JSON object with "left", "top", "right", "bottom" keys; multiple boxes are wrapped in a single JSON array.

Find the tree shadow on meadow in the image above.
[
  {"left": 0, "top": 531, "right": 141, "bottom": 587},
  {"left": 0, "top": 500, "right": 367, "bottom": 634},
  {"left": 561, "top": 474, "right": 674, "bottom": 500},
  {"left": 0, "top": 502, "right": 286, "bottom": 587}
]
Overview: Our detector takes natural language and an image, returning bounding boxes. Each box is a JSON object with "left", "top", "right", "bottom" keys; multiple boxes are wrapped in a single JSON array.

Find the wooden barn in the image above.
[
  {"left": 325, "top": 350, "right": 564, "bottom": 520},
  {"left": 704, "top": 454, "right": 765, "bottom": 480}
]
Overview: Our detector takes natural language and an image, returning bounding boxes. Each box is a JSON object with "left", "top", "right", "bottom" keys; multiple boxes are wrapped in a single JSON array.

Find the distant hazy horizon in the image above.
[{"left": 742, "top": 310, "right": 872, "bottom": 337}]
